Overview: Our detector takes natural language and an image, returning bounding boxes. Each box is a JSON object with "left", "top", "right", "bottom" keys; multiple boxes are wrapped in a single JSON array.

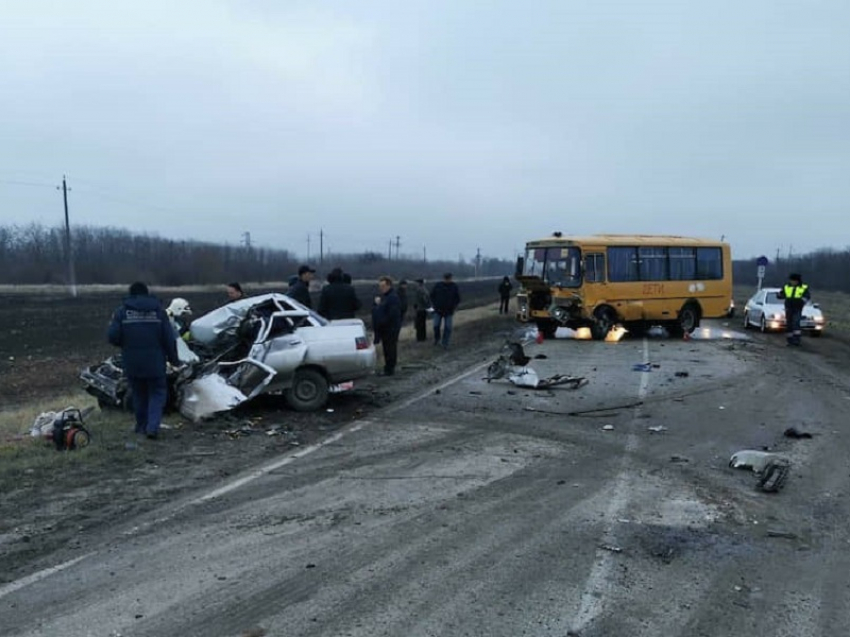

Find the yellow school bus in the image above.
[{"left": 515, "top": 233, "right": 733, "bottom": 339}]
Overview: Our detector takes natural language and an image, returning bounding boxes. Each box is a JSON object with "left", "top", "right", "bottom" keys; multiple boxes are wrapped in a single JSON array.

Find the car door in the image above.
[{"left": 749, "top": 290, "right": 766, "bottom": 324}]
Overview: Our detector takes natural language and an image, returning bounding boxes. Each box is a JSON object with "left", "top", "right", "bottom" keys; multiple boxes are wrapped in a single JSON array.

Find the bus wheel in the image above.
[
  {"left": 537, "top": 321, "right": 558, "bottom": 340},
  {"left": 591, "top": 307, "right": 614, "bottom": 340},
  {"left": 678, "top": 303, "right": 701, "bottom": 334}
]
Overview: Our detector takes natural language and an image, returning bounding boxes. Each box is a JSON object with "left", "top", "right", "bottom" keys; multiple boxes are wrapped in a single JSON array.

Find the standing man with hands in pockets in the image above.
[{"left": 430, "top": 272, "right": 461, "bottom": 349}]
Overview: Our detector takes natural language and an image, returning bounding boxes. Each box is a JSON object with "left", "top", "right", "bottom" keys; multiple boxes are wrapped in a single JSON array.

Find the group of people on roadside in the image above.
[{"left": 106, "top": 267, "right": 511, "bottom": 438}]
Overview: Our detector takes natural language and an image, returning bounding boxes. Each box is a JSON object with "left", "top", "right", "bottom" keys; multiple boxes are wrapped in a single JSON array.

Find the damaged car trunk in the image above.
[{"left": 81, "top": 294, "right": 377, "bottom": 420}]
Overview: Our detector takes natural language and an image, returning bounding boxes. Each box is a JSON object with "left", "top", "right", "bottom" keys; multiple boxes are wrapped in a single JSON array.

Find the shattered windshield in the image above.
[{"left": 523, "top": 246, "right": 582, "bottom": 288}]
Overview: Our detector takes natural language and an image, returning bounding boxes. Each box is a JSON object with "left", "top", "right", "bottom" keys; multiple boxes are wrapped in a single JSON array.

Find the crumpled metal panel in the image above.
[{"left": 179, "top": 374, "right": 249, "bottom": 422}]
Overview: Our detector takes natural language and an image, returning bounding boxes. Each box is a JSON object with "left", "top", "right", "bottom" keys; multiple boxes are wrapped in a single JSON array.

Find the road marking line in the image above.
[
  {"left": 0, "top": 359, "right": 492, "bottom": 599},
  {"left": 0, "top": 553, "right": 95, "bottom": 601},
  {"left": 572, "top": 339, "right": 649, "bottom": 632},
  {"left": 194, "top": 359, "right": 491, "bottom": 505}
]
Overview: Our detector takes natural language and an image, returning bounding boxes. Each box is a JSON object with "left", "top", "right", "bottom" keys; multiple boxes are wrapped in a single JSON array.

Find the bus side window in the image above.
[{"left": 585, "top": 253, "right": 605, "bottom": 282}]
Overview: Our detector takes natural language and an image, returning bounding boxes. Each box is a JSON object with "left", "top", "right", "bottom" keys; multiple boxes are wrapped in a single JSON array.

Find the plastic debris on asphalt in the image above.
[{"left": 729, "top": 449, "right": 791, "bottom": 493}]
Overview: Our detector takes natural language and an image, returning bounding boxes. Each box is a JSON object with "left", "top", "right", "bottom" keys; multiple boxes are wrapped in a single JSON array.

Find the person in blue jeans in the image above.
[
  {"left": 430, "top": 272, "right": 461, "bottom": 348},
  {"left": 108, "top": 282, "right": 180, "bottom": 440}
]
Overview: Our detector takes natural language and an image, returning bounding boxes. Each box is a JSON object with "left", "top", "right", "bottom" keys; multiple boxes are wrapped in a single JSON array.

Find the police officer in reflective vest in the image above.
[{"left": 777, "top": 273, "right": 810, "bottom": 346}]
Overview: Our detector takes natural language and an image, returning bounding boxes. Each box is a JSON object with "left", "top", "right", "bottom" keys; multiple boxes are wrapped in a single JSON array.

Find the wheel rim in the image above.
[{"left": 295, "top": 378, "right": 319, "bottom": 402}]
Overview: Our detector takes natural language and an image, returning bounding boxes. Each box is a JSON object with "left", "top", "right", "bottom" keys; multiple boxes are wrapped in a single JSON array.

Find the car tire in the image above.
[
  {"left": 742, "top": 311, "right": 750, "bottom": 329},
  {"left": 284, "top": 368, "right": 330, "bottom": 412},
  {"left": 759, "top": 316, "right": 767, "bottom": 333}
]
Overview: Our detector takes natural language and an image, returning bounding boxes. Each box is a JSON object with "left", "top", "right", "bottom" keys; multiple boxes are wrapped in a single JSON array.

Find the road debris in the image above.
[
  {"left": 647, "top": 425, "right": 667, "bottom": 433},
  {"left": 674, "top": 371, "right": 690, "bottom": 378},
  {"left": 600, "top": 544, "right": 623, "bottom": 553},
  {"left": 766, "top": 530, "right": 798, "bottom": 539},
  {"left": 632, "top": 363, "right": 653, "bottom": 372},
  {"left": 485, "top": 341, "right": 587, "bottom": 389},
  {"left": 602, "top": 425, "right": 614, "bottom": 431},
  {"left": 783, "top": 427, "right": 813, "bottom": 439},
  {"left": 730, "top": 450, "right": 791, "bottom": 493}
]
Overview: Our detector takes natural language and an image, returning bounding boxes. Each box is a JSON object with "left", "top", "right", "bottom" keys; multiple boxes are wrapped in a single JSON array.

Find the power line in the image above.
[{"left": 0, "top": 178, "right": 54, "bottom": 188}]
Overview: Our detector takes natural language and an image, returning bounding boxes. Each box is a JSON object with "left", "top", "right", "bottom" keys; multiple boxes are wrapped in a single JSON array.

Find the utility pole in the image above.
[
  {"left": 388, "top": 239, "right": 393, "bottom": 260},
  {"left": 423, "top": 246, "right": 427, "bottom": 263},
  {"left": 475, "top": 247, "right": 481, "bottom": 279},
  {"left": 319, "top": 229, "right": 324, "bottom": 264},
  {"left": 241, "top": 231, "right": 251, "bottom": 248},
  {"left": 307, "top": 234, "right": 311, "bottom": 261},
  {"left": 57, "top": 175, "right": 77, "bottom": 297},
  {"left": 394, "top": 235, "right": 401, "bottom": 260}
]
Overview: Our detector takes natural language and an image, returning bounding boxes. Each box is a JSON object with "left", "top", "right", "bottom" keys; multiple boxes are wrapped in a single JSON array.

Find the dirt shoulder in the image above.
[{"left": 0, "top": 306, "right": 516, "bottom": 584}]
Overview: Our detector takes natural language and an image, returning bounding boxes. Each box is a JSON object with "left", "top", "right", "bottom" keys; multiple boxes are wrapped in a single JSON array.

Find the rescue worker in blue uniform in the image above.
[
  {"left": 108, "top": 282, "right": 180, "bottom": 439},
  {"left": 777, "top": 273, "right": 810, "bottom": 346}
]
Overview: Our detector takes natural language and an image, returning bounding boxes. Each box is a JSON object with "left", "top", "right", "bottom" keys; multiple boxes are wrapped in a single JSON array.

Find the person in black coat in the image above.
[
  {"left": 430, "top": 272, "right": 461, "bottom": 348},
  {"left": 371, "top": 276, "right": 402, "bottom": 376},
  {"left": 397, "top": 279, "right": 409, "bottom": 323},
  {"left": 318, "top": 267, "right": 362, "bottom": 319},
  {"left": 108, "top": 282, "right": 179, "bottom": 439},
  {"left": 498, "top": 276, "right": 513, "bottom": 314},
  {"left": 287, "top": 264, "right": 315, "bottom": 308}
]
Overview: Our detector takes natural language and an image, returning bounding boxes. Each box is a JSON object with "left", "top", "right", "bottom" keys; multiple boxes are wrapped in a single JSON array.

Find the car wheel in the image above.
[
  {"left": 284, "top": 368, "right": 329, "bottom": 412},
  {"left": 759, "top": 316, "right": 767, "bottom": 333},
  {"left": 742, "top": 311, "right": 750, "bottom": 329}
]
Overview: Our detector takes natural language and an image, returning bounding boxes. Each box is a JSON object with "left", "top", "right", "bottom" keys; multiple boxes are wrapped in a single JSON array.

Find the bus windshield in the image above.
[{"left": 523, "top": 246, "right": 582, "bottom": 288}]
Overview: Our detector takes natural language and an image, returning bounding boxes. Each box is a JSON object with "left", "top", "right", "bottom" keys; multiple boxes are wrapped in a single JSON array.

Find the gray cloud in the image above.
[{"left": 1, "top": 0, "right": 848, "bottom": 261}]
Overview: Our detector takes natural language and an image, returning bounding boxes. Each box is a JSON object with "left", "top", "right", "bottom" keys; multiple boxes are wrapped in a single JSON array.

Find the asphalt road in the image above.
[{"left": 3, "top": 322, "right": 850, "bottom": 637}]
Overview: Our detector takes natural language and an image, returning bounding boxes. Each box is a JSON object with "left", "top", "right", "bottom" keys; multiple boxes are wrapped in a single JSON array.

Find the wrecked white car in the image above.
[{"left": 81, "top": 293, "right": 376, "bottom": 419}]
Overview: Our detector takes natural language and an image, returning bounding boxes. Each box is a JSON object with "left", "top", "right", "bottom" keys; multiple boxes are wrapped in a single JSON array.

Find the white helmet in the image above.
[{"left": 166, "top": 297, "right": 192, "bottom": 317}]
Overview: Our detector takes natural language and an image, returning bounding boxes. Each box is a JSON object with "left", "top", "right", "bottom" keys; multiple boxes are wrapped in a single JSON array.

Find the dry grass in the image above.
[{"left": 0, "top": 389, "right": 138, "bottom": 472}]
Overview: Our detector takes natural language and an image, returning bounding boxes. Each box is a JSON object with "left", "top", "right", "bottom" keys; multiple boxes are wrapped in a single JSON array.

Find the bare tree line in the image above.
[
  {"left": 733, "top": 249, "right": 850, "bottom": 293},
  {"left": 0, "top": 223, "right": 515, "bottom": 286}
]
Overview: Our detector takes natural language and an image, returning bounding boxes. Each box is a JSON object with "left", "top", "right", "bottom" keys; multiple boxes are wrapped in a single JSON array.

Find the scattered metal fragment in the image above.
[
  {"left": 602, "top": 425, "right": 614, "bottom": 431},
  {"left": 730, "top": 450, "right": 791, "bottom": 492},
  {"left": 784, "top": 427, "right": 813, "bottom": 439},
  {"left": 766, "top": 530, "right": 798, "bottom": 539},
  {"left": 600, "top": 544, "right": 623, "bottom": 553},
  {"left": 647, "top": 425, "right": 667, "bottom": 433}
]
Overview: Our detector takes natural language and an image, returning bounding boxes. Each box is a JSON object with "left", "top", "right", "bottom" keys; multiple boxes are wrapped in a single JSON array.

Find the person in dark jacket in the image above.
[
  {"left": 226, "top": 282, "right": 245, "bottom": 301},
  {"left": 430, "top": 272, "right": 461, "bottom": 348},
  {"left": 318, "top": 267, "right": 362, "bottom": 319},
  {"left": 371, "top": 276, "right": 402, "bottom": 375},
  {"left": 108, "top": 282, "right": 179, "bottom": 439},
  {"left": 412, "top": 278, "right": 430, "bottom": 342},
  {"left": 777, "top": 272, "right": 811, "bottom": 346},
  {"left": 398, "top": 279, "right": 409, "bottom": 323},
  {"left": 287, "top": 264, "right": 315, "bottom": 308},
  {"left": 498, "top": 276, "right": 513, "bottom": 314}
]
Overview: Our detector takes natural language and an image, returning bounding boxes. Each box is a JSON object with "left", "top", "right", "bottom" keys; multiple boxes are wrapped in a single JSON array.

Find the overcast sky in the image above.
[{"left": 1, "top": 0, "right": 848, "bottom": 262}]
